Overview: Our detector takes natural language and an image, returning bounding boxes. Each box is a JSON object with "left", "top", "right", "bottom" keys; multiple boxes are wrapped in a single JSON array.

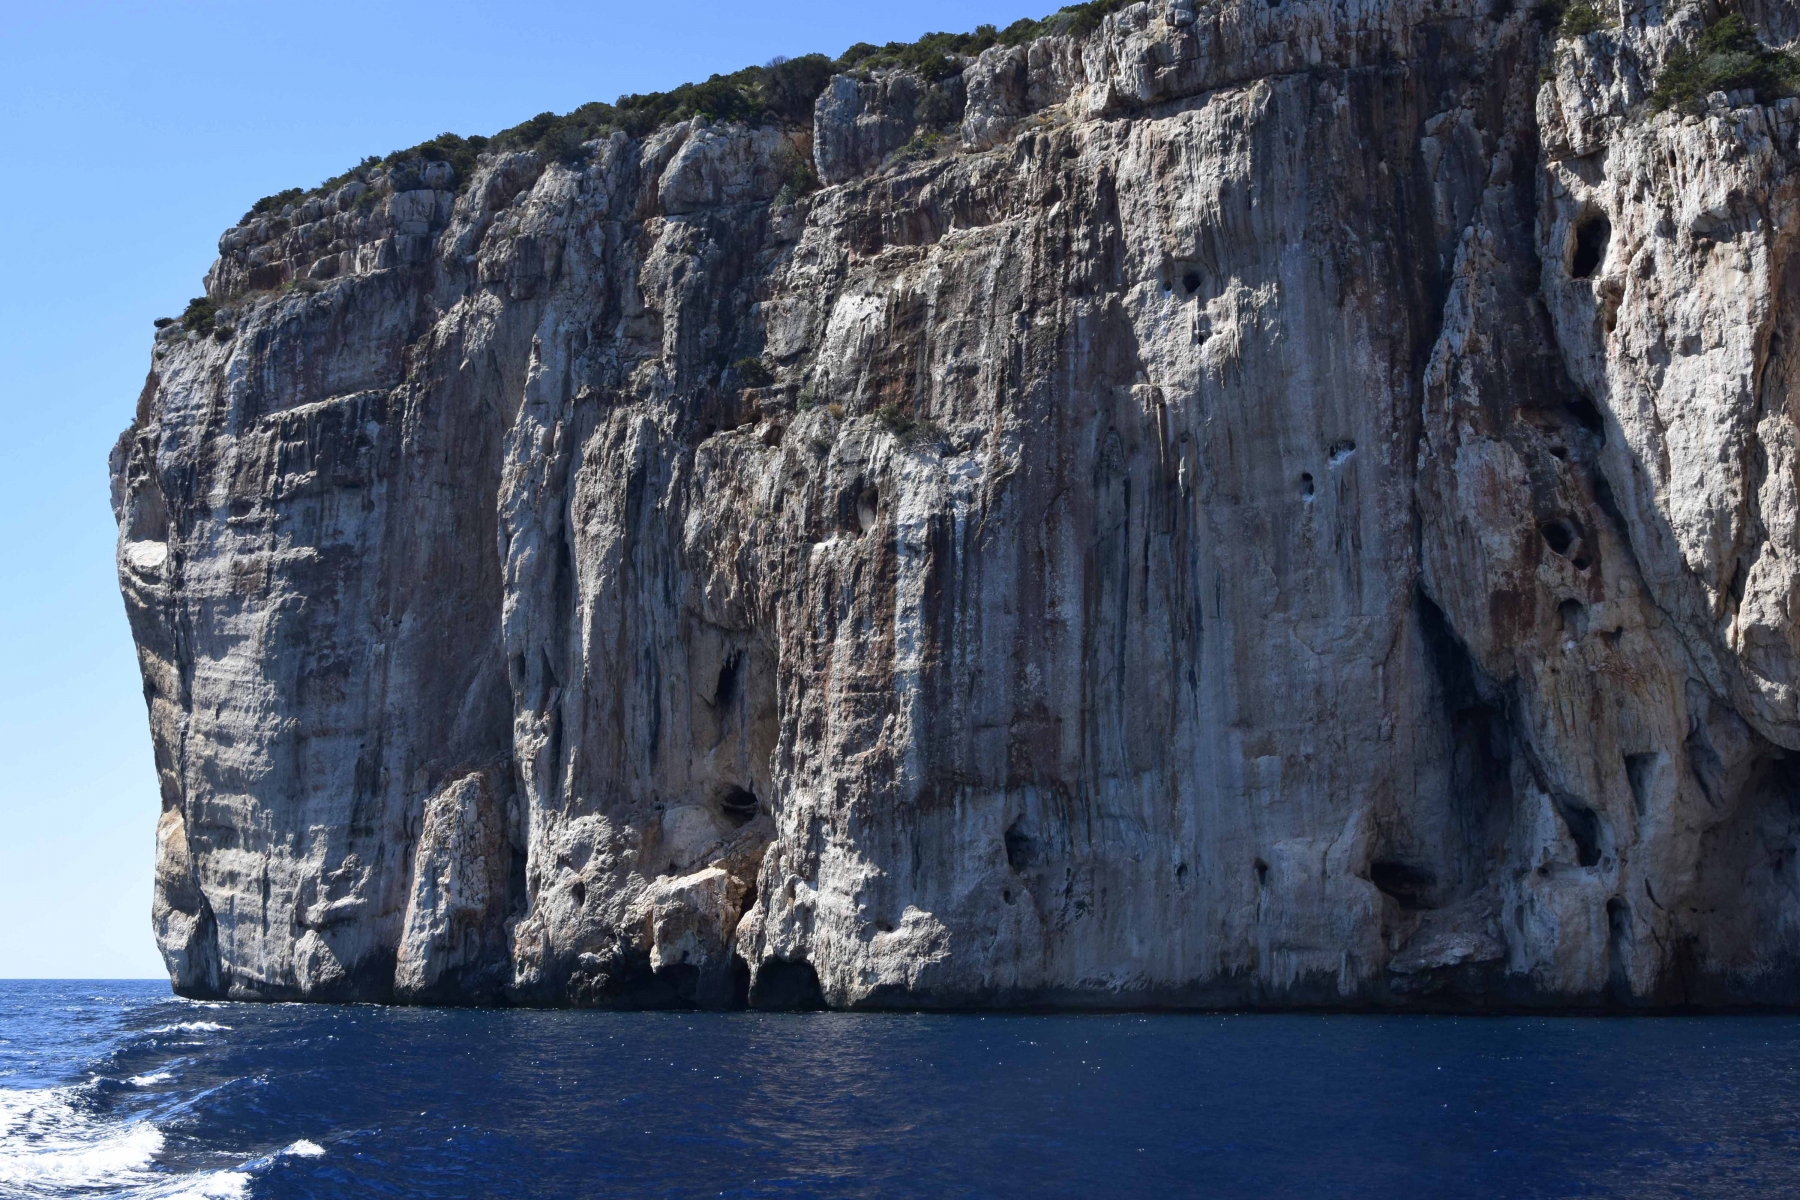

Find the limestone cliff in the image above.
[{"left": 114, "top": 0, "right": 1800, "bottom": 1008}]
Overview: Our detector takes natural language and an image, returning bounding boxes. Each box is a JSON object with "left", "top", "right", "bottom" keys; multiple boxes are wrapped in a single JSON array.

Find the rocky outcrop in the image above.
[{"left": 115, "top": 0, "right": 1800, "bottom": 1009}]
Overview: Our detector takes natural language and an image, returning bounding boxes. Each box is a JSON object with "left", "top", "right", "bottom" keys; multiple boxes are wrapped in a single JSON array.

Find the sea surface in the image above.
[{"left": 4, "top": 980, "right": 1800, "bottom": 1198}]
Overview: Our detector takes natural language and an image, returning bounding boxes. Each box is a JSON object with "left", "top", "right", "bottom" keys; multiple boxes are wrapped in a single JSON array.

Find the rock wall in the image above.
[{"left": 114, "top": 0, "right": 1800, "bottom": 1008}]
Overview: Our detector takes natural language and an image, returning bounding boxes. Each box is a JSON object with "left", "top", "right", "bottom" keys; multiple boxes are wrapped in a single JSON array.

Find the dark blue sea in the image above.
[{"left": 5, "top": 981, "right": 1800, "bottom": 1198}]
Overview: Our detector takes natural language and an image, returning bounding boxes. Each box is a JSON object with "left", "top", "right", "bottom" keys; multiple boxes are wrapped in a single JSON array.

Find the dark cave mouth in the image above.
[{"left": 1571, "top": 214, "right": 1610, "bottom": 280}]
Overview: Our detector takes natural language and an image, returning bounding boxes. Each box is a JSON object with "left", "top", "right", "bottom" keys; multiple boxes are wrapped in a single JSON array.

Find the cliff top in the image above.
[{"left": 234, "top": 0, "right": 1134, "bottom": 228}]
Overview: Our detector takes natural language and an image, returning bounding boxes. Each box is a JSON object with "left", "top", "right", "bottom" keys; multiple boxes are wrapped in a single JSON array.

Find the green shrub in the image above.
[
  {"left": 246, "top": 188, "right": 304, "bottom": 220},
  {"left": 733, "top": 357, "right": 774, "bottom": 388},
  {"left": 180, "top": 296, "right": 215, "bottom": 334},
  {"left": 876, "top": 403, "right": 913, "bottom": 435},
  {"left": 152, "top": 317, "right": 174, "bottom": 329},
  {"left": 894, "top": 129, "right": 944, "bottom": 164},
  {"left": 917, "top": 85, "right": 958, "bottom": 127},
  {"left": 228, "top": 0, "right": 1138, "bottom": 224},
  {"left": 385, "top": 133, "right": 488, "bottom": 182},
  {"left": 1650, "top": 14, "right": 1800, "bottom": 113},
  {"left": 877, "top": 403, "right": 948, "bottom": 444},
  {"left": 1557, "top": 1, "right": 1607, "bottom": 38},
  {"left": 774, "top": 138, "right": 819, "bottom": 198},
  {"left": 1055, "top": 0, "right": 1135, "bottom": 38}
]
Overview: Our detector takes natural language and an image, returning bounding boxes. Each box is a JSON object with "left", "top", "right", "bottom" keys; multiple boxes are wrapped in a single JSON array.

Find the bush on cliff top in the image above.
[
  {"left": 1650, "top": 14, "right": 1800, "bottom": 113},
  {"left": 180, "top": 296, "right": 216, "bottom": 334},
  {"left": 1555, "top": 1, "right": 1609, "bottom": 38},
  {"left": 238, "top": 0, "right": 1136, "bottom": 223}
]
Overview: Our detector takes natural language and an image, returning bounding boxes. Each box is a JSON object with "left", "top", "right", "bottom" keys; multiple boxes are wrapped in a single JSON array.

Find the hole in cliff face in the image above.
[
  {"left": 1571, "top": 215, "right": 1610, "bottom": 279},
  {"left": 1300, "top": 473, "right": 1315, "bottom": 500},
  {"left": 1556, "top": 798, "right": 1605, "bottom": 867},
  {"left": 718, "top": 784, "right": 759, "bottom": 826},
  {"left": 856, "top": 485, "right": 879, "bottom": 535},
  {"left": 1253, "top": 857, "right": 1269, "bottom": 886},
  {"left": 1183, "top": 271, "right": 1201, "bottom": 294},
  {"left": 749, "top": 958, "right": 825, "bottom": 1010},
  {"left": 1565, "top": 393, "right": 1605, "bottom": 435},
  {"left": 1541, "top": 518, "right": 1579, "bottom": 556},
  {"left": 571, "top": 880, "right": 587, "bottom": 907},
  {"left": 730, "top": 955, "right": 752, "bottom": 1009},
  {"left": 1728, "top": 556, "right": 1750, "bottom": 611},
  {"left": 1004, "top": 819, "right": 1036, "bottom": 873},
  {"left": 1416, "top": 588, "right": 1515, "bottom": 870},
  {"left": 1369, "top": 860, "right": 1439, "bottom": 910},
  {"left": 510, "top": 847, "right": 529, "bottom": 916},
  {"left": 1539, "top": 517, "right": 1592, "bottom": 570},
  {"left": 1559, "top": 599, "right": 1588, "bottom": 637},
  {"left": 714, "top": 651, "right": 742, "bottom": 711}
]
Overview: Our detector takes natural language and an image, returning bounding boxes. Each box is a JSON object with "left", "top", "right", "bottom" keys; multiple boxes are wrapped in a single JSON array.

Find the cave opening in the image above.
[
  {"left": 1571, "top": 215, "right": 1610, "bottom": 279},
  {"left": 1368, "top": 860, "right": 1439, "bottom": 910},
  {"left": 749, "top": 957, "right": 825, "bottom": 1010},
  {"left": 714, "top": 650, "right": 742, "bottom": 710},
  {"left": 718, "top": 784, "right": 759, "bottom": 825},
  {"left": 1556, "top": 798, "right": 1604, "bottom": 867},
  {"left": 1004, "top": 818, "right": 1036, "bottom": 873},
  {"left": 1415, "top": 587, "right": 1516, "bottom": 890},
  {"left": 1540, "top": 517, "right": 1578, "bottom": 556}
]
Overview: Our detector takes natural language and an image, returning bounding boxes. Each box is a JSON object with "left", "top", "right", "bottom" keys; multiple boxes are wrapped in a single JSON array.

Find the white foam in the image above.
[
  {"left": 280, "top": 1138, "right": 325, "bottom": 1158},
  {"left": 0, "top": 1084, "right": 269, "bottom": 1199},
  {"left": 129, "top": 1072, "right": 174, "bottom": 1087},
  {"left": 0, "top": 1085, "right": 165, "bottom": 1190},
  {"left": 144, "top": 1022, "right": 230, "bottom": 1035},
  {"left": 150, "top": 1169, "right": 252, "bottom": 1199}
]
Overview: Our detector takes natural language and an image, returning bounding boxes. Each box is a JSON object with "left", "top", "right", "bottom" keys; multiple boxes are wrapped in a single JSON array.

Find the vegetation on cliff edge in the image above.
[
  {"left": 237, "top": 0, "right": 1133, "bottom": 224},
  {"left": 1650, "top": 13, "right": 1800, "bottom": 113}
]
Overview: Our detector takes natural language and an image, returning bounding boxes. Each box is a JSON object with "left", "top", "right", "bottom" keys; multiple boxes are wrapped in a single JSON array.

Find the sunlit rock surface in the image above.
[{"left": 114, "top": 0, "right": 1800, "bottom": 1008}]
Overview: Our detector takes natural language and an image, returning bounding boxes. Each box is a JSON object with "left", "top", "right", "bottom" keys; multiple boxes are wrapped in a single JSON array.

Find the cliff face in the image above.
[{"left": 113, "top": 0, "right": 1800, "bottom": 1008}]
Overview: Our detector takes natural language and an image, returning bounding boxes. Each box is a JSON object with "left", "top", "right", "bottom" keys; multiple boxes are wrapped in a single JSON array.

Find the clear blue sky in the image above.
[{"left": 0, "top": 0, "right": 1043, "bottom": 979}]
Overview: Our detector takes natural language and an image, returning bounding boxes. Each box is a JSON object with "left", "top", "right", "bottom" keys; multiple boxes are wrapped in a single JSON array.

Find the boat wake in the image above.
[
  {"left": 0, "top": 1081, "right": 252, "bottom": 1198},
  {"left": 0, "top": 989, "right": 325, "bottom": 1200}
]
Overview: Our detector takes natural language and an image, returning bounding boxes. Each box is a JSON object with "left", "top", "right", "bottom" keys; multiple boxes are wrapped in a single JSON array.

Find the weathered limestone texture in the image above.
[{"left": 115, "top": 0, "right": 1800, "bottom": 1008}]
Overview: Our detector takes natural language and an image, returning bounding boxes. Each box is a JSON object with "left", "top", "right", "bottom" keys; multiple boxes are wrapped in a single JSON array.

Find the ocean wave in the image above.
[
  {"left": 128, "top": 1072, "right": 173, "bottom": 1087},
  {"left": 280, "top": 1139, "right": 325, "bottom": 1158},
  {"left": 0, "top": 1081, "right": 273, "bottom": 1199},
  {"left": 145, "top": 1169, "right": 250, "bottom": 1199},
  {"left": 0, "top": 1085, "right": 165, "bottom": 1192},
  {"left": 142, "top": 1022, "right": 230, "bottom": 1035}
]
